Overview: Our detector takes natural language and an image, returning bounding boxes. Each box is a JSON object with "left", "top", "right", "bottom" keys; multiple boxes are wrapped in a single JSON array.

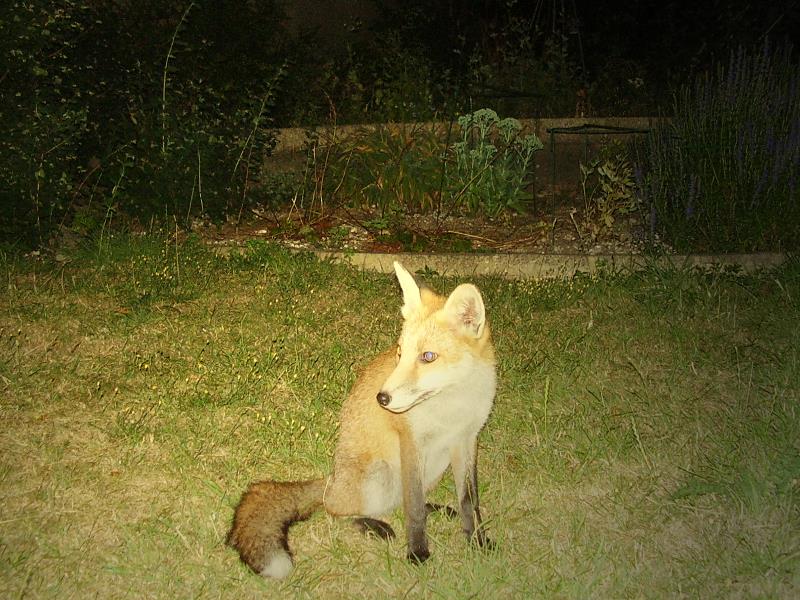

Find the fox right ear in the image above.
[
  {"left": 393, "top": 261, "right": 421, "bottom": 319},
  {"left": 443, "top": 283, "right": 486, "bottom": 338}
]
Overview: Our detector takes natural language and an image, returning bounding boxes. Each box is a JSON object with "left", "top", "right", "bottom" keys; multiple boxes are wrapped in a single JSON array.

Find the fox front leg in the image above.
[
  {"left": 451, "top": 441, "right": 490, "bottom": 548},
  {"left": 399, "top": 431, "right": 429, "bottom": 563}
]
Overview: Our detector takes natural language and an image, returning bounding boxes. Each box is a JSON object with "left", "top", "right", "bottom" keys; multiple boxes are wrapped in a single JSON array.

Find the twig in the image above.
[
  {"left": 161, "top": 3, "right": 195, "bottom": 153},
  {"left": 443, "top": 230, "right": 498, "bottom": 244},
  {"left": 569, "top": 208, "right": 585, "bottom": 244}
]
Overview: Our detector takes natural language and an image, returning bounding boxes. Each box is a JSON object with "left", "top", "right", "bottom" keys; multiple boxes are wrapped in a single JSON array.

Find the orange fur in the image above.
[{"left": 227, "top": 262, "right": 496, "bottom": 577}]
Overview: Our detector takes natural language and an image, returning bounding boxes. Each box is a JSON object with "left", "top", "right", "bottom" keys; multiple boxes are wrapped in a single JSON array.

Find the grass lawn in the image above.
[{"left": 1, "top": 236, "right": 798, "bottom": 598}]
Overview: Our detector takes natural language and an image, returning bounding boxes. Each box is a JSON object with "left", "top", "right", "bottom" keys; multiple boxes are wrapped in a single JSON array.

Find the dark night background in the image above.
[
  {"left": 1, "top": 0, "right": 799, "bottom": 248},
  {"left": 230, "top": 0, "right": 800, "bottom": 119},
  {"left": 42, "top": 0, "right": 800, "bottom": 124}
]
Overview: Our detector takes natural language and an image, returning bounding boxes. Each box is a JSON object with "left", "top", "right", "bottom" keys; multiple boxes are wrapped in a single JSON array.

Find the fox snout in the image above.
[
  {"left": 376, "top": 387, "right": 413, "bottom": 412},
  {"left": 376, "top": 391, "right": 391, "bottom": 407},
  {"left": 376, "top": 386, "right": 431, "bottom": 413}
]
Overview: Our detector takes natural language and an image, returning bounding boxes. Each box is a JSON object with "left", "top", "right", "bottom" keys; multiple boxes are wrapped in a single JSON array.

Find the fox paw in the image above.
[
  {"left": 406, "top": 547, "right": 430, "bottom": 564},
  {"left": 353, "top": 517, "right": 396, "bottom": 540},
  {"left": 471, "top": 532, "right": 496, "bottom": 551}
]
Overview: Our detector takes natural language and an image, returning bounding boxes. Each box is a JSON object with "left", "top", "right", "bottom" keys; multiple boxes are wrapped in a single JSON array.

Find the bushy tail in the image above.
[{"left": 227, "top": 478, "right": 326, "bottom": 578}]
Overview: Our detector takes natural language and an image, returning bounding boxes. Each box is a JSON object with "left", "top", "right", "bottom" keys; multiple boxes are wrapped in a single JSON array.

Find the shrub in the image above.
[
  {"left": 451, "top": 109, "right": 543, "bottom": 216},
  {"left": 0, "top": 1, "right": 93, "bottom": 247},
  {"left": 298, "top": 122, "right": 446, "bottom": 224},
  {"left": 639, "top": 41, "right": 800, "bottom": 252},
  {"left": 79, "top": 1, "right": 284, "bottom": 229},
  {"left": 579, "top": 144, "right": 638, "bottom": 242},
  {"left": 303, "top": 109, "right": 543, "bottom": 220},
  {"left": 0, "top": 1, "right": 284, "bottom": 248}
]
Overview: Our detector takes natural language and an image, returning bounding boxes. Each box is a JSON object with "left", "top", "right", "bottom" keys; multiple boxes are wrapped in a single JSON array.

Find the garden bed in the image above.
[{"left": 195, "top": 183, "right": 655, "bottom": 256}]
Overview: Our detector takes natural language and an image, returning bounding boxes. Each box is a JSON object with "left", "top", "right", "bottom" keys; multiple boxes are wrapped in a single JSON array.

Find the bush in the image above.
[
  {"left": 75, "top": 1, "right": 285, "bottom": 229},
  {"left": 300, "top": 123, "right": 449, "bottom": 219},
  {"left": 639, "top": 41, "right": 800, "bottom": 252},
  {"left": 579, "top": 144, "right": 638, "bottom": 243},
  {"left": 302, "top": 109, "right": 543, "bottom": 220},
  {"left": 0, "top": 1, "right": 284, "bottom": 248},
  {"left": 0, "top": 1, "right": 93, "bottom": 247},
  {"left": 452, "top": 109, "right": 543, "bottom": 216}
]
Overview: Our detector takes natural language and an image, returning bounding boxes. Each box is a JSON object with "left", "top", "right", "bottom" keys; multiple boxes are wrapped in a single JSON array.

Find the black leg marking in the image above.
[
  {"left": 461, "top": 459, "right": 492, "bottom": 549},
  {"left": 407, "top": 545, "right": 430, "bottom": 564},
  {"left": 453, "top": 443, "right": 494, "bottom": 550},
  {"left": 399, "top": 430, "right": 430, "bottom": 564},
  {"left": 404, "top": 492, "right": 430, "bottom": 564}
]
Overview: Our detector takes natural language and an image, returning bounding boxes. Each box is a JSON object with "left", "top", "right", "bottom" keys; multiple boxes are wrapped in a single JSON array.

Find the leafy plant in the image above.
[
  {"left": 578, "top": 145, "right": 638, "bottom": 242},
  {"left": 301, "top": 123, "right": 446, "bottom": 218},
  {"left": 639, "top": 40, "right": 800, "bottom": 252},
  {"left": 303, "top": 109, "right": 543, "bottom": 220},
  {"left": 0, "top": 0, "right": 93, "bottom": 247},
  {"left": 363, "top": 32, "right": 439, "bottom": 123},
  {"left": 350, "top": 125, "right": 444, "bottom": 215},
  {"left": 94, "top": 2, "right": 285, "bottom": 228},
  {"left": 0, "top": 1, "right": 287, "bottom": 248},
  {"left": 451, "top": 108, "right": 543, "bottom": 216}
]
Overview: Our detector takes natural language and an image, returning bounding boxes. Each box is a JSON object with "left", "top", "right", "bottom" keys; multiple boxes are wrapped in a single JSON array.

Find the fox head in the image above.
[{"left": 376, "top": 262, "right": 495, "bottom": 414}]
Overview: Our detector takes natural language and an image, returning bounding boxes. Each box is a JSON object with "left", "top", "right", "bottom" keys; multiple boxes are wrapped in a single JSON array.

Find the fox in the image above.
[{"left": 227, "top": 261, "right": 496, "bottom": 578}]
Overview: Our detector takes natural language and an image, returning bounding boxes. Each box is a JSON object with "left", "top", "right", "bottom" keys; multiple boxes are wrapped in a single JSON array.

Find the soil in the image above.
[{"left": 196, "top": 185, "right": 656, "bottom": 255}]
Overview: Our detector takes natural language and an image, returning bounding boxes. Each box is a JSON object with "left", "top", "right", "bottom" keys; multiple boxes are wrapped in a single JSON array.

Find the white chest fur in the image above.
[{"left": 408, "top": 362, "right": 496, "bottom": 490}]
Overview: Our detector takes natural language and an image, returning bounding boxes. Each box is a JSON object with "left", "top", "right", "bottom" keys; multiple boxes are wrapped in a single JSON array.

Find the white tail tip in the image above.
[{"left": 259, "top": 550, "right": 293, "bottom": 579}]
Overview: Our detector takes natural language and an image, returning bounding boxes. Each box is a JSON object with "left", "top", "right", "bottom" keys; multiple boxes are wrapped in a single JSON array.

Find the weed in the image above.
[
  {"left": 303, "top": 109, "right": 543, "bottom": 222},
  {"left": 452, "top": 108, "right": 543, "bottom": 216},
  {"left": 639, "top": 40, "right": 800, "bottom": 252},
  {"left": 578, "top": 144, "right": 638, "bottom": 243},
  {"left": 81, "top": 231, "right": 220, "bottom": 309}
]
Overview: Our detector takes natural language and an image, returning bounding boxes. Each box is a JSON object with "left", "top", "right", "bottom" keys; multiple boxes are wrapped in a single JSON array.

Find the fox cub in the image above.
[{"left": 227, "top": 262, "right": 496, "bottom": 578}]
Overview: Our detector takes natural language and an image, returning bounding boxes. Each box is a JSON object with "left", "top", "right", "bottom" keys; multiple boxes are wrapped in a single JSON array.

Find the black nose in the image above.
[{"left": 376, "top": 391, "right": 391, "bottom": 406}]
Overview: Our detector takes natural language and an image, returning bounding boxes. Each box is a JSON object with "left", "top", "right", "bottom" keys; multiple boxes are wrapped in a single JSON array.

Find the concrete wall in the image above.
[{"left": 270, "top": 116, "right": 660, "bottom": 154}]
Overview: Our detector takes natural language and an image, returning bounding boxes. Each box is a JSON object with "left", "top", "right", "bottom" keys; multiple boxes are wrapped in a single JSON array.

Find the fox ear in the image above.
[
  {"left": 394, "top": 261, "right": 421, "bottom": 318},
  {"left": 443, "top": 283, "right": 486, "bottom": 338}
]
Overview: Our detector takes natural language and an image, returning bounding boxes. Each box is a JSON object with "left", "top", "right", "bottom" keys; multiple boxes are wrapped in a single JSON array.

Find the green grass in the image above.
[{"left": 1, "top": 237, "right": 798, "bottom": 598}]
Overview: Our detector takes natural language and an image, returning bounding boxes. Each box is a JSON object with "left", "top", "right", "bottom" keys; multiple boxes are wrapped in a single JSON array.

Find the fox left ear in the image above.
[
  {"left": 394, "top": 261, "right": 421, "bottom": 319},
  {"left": 443, "top": 283, "right": 486, "bottom": 338}
]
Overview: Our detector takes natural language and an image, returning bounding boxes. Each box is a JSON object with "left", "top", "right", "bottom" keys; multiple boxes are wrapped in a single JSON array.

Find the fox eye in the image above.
[{"left": 420, "top": 351, "right": 438, "bottom": 363}]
